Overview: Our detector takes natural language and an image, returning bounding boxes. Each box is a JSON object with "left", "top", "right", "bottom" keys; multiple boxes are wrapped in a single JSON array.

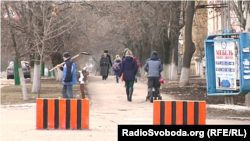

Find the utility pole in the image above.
[
  {"left": 227, "top": 0, "right": 231, "bottom": 32},
  {"left": 221, "top": 0, "right": 226, "bottom": 33},
  {"left": 14, "top": 55, "right": 20, "bottom": 85}
]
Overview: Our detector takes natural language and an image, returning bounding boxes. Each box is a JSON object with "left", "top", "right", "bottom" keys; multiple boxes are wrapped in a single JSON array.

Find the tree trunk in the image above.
[
  {"left": 199, "top": 60, "right": 204, "bottom": 77},
  {"left": 161, "top": 40, "right": 171, "bottom": 80},
  {"left": 162, "top": 1, "right": 181, "bottom": 81},
  {"left": 4, "top": 2, "right": 28, "bottom": 100},
  {"left": 169, "top": 37, "right": 179, "bottom": 81},
  {"left": 140, "top": 39, "right": 151, "bottom": 77},
  {"left": 55, "top": 68, "right": 63, "bottom": 81},
  {"left": 169, "top": 2, "right": 181, "bottom": 81},
  {"left": 32, "top": 62, "right": 40, "bottom": 92},
  {"left": 179, "top": 1, "right": 196, "bottom": 87},
  {"left": 19, "top": 68, "right": 28, "bottom": 100}
]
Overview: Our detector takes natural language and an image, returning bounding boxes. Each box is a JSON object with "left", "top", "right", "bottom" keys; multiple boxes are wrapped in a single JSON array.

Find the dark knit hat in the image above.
[
  {"left": 124, "top": 48, "right": 129, "bottom": 53},
  {"left": 151, "top": 51, "right": 158, "bottom": 56},
  {"left": 63, "top": 52, "right": 70, "bottom": 58},
  {"left": 104, "top": 50, "right": 108, "bottom": 53}
]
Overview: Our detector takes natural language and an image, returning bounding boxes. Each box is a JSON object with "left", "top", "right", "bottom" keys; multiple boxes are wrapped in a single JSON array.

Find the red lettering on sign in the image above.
[
  {"left": 216, "top": 56, "right": 223, "bottom": 59},
  {"left": 225, "top": 56, "right": 233, "bottom": 59},
  {"left": 216, "top": 50, "right": 220, "bottom": 55},
  {"left": 216, "top": 50, "right": 234, "bottom": 56},
  {"left": 229, "top": 50, "right": 233, "bottom": 55}
]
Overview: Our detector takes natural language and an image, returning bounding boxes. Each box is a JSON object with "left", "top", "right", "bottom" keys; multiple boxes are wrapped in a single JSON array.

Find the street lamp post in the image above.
[{"left": 14, "top": 55, "right": 20, "bottom": 85}]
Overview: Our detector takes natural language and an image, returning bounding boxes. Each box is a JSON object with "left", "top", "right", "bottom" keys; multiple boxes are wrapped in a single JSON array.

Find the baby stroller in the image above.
[{"left": 146, "top": 78, "right": 164, "bottom": 101}]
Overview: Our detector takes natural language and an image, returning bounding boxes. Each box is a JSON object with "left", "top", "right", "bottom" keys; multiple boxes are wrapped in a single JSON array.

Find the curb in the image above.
[
  {"left": 1, "top": 103, "right": 36, "bottom": 108},
  {"left": 226, "top": 117, "right": 250, "bottom": 120},
  {"left": 207, "top": 104, "right": 250, "bottom": 112}
]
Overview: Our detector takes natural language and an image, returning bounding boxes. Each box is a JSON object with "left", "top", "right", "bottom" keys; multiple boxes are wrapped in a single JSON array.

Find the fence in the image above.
[
  {"left": 153, "top": 100, "right": 206, "bottom": 125},
  {"left": 36, "top": 98, "right": 89, "bottom": 130}
]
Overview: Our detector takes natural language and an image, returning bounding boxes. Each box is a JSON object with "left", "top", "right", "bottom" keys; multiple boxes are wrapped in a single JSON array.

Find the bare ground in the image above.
[
  {"left": 159, "top": 78, "right": 250, "bottom": 119},
  {"left": 1, "top": 76, "right": 250, "bottom": 120},
  {"left": 161, "top": 78, "right": 246, "bottom": 106},
  {"left": 0, "top": 77, "right": 87, "bottom": 105}
]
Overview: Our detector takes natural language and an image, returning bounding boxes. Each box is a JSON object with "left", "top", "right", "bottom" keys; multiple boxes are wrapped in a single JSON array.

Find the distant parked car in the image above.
[{"left": 6, "top": 61, "right": 31, "bottom": 79}]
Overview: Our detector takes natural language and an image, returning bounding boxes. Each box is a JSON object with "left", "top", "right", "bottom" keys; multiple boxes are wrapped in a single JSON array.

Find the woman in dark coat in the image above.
[
  {"left": 119, "top": 50, "right": 138, "bottom": 102},
  {"left": 121, "top": 48, "right": 129, "bottom": 84},
  {"left": 100, "top": 53, "right": 109, "bottom": 80},
  {"left": 104, "top": 50, "right": 112, "bottom": 79}
]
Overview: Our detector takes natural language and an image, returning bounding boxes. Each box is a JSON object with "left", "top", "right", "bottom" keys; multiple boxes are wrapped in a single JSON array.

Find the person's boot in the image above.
[
  {"left": 154, "top": 88, "right": 158, "bottom": 100},
  {"left": 129, "top": 87, "right": 133, "bottom": 102},
  {"left": 149, "top": 88, "right": 153, "bottom": 103},
  {"left": 126, "top": 88, "right": 129, "bottom": 101}
]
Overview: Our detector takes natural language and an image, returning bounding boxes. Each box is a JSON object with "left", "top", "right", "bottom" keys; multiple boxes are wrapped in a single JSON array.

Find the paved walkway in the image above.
[{"left": 1, "top": 76, "right": 250, "bottom": 141}]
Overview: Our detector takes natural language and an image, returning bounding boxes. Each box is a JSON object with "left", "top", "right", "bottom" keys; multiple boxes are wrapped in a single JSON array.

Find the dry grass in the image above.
[{"left": 1, "top": 78, "right": 82, "bottom": 105}]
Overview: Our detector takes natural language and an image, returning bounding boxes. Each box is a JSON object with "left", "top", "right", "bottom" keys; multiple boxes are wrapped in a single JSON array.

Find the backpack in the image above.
[
  {"left": 113, "top": 62, "right": 120, "bottom": 70},
  {"left": 136, "top": 60, "right": 140, "bottom": 68}
]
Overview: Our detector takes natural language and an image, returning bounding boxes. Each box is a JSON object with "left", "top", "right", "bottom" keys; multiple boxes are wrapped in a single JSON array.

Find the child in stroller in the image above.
[{"left": 146, "top": 77, "right": 164, "bottom": 101}]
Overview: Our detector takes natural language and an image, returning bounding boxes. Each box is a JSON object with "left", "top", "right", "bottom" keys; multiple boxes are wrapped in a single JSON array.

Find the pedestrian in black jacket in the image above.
[
  {"left": 100, "top": 53, "right": 109, "bottom": 80},
  {"left": 122, "top": 48, "right": 129, "bottom": 61},
  {"left": 104, "top": 50, "right": 112, "bottom": 79},
  {"left": 57, "top": 52, "right": 77, "bottom": 98}
]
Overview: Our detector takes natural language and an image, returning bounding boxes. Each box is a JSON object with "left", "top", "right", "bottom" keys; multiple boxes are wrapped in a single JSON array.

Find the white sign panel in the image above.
[{"left": 214, "top": 41, "right": 236, "bottom": 90}]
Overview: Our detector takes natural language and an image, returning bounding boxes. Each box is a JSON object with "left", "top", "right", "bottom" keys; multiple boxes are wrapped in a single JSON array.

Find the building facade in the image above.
[{"left": 207, "top": 0, "right": 241, "bottom": 35}]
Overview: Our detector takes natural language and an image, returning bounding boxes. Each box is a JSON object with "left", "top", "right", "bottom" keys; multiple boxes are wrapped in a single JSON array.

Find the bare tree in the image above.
[
  {"left": 2, "top": 1, "right": 196, "bottom": 93},
  {"left": 231, "top": 1, "right": 250, "bottom": 106},
  {"left": 179, "top": 1, "right": 196, "bottom": 87},
  {"left": 88, "top": 0, "right": 185, "bottom": 80},
  {"left": 3, "top": 2, "right": 28, "bottom": 100}
]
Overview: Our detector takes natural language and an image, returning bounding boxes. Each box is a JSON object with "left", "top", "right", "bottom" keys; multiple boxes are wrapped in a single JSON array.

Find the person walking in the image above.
[
  {"left": 57, "top": 52, "right": 77, "bottom": 98},
  {"left": 113, "top": 55, "right": 122, "bottom": 83},
  {"left": 119, "top": 50, "right": 138, "bottom": 102},
  {"left": 104, "top": 50, "right": 112, "bottom": 79},
  {"left": 122, "top": 48, "right": 129, "bottom": 61},
  {"left": 121, "top": 48, "right": 129, "bottom": 84},
  {"left": 143, "top": 51, "right": 163, "bottom": 103},
  {"left": 133, "top": 56, "right": 140, "bottom": 83},
  {"left": 100, "top": 52, "right": 110, "bottom": 80}
]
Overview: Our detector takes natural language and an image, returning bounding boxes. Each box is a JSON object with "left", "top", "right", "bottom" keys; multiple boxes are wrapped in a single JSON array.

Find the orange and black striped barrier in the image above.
[
  {"left": 153, "top": 101, "right": 206, "bottom": 125},
  {"left": 36, "top": 99, "right": 89, "bottom": 130}
]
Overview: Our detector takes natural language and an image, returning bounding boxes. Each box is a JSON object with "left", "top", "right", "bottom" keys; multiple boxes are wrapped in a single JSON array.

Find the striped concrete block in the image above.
[
  {"left": 153, "top": 101, "right": 206, "bottom": 125},
  {"left": 36, "top": 99, "right": 89, "bottom": 130}
]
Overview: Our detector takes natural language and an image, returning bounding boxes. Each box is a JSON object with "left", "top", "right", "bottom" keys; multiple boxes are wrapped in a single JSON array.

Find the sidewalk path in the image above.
[{"left": 1, "top": 76, "right": 250, "bottom": 141}]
